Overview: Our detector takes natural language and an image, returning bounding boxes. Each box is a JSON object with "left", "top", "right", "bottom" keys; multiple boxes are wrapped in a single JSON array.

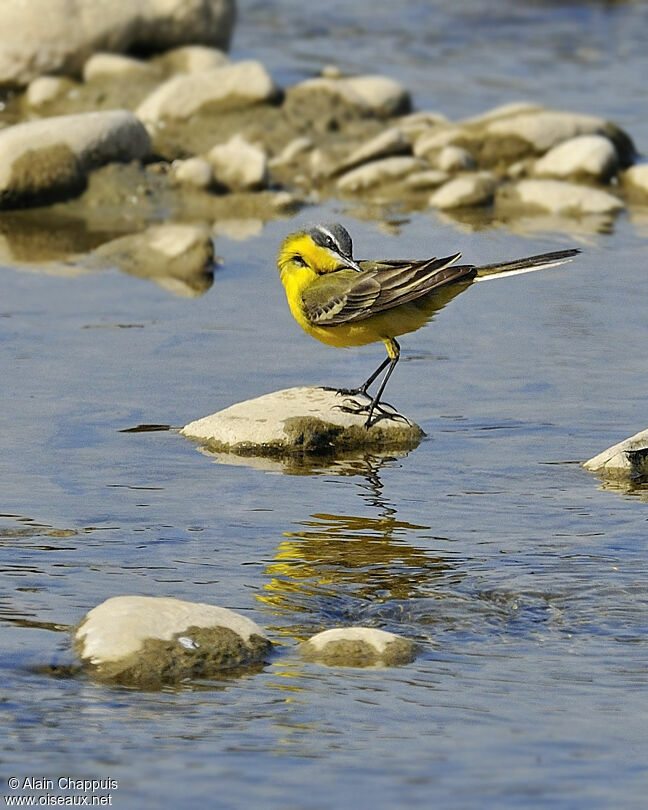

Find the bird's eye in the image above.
[{"left": 292, "top": 254, "right": 307, "bottom": 267}]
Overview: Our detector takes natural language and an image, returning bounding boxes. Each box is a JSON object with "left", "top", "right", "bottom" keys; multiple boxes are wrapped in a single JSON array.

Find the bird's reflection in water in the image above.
[{"left": 258, "top": 454, "right": 458, "bottom": 638}]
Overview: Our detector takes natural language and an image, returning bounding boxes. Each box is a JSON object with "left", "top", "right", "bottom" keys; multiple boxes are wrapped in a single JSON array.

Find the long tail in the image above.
[{"left": 474, "top": 248, "right": 580, "bottom": 282}]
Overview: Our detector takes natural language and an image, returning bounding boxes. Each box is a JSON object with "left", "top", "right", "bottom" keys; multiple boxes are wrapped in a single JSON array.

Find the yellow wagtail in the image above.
[{"left": 278, "top": 223, "right": 579, "bottom": 427}]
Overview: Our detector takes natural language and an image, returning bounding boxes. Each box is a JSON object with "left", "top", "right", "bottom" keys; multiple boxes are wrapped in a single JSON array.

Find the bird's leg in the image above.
[
  {"left": 331, "top": 355, "right": 392, "bottom": 397},
  {"left": 364, "top": 339, "right": 400, "bottom": 428}
]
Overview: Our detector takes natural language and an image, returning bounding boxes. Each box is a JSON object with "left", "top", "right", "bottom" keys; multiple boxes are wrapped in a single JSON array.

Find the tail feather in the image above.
[{"left": 474, "top": 248, "right": 580, "bottom": 282}]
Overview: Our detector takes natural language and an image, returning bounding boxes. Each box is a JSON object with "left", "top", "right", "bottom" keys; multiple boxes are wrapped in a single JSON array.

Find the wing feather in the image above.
[{"left": 303, "top": 253, "right": 475, "bottom": 326}]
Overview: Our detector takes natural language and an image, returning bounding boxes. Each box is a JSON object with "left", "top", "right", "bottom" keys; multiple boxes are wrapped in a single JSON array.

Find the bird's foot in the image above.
[
  {"left": 321, "top": 385, "right": 369, "bottom": 398},
  {"left": 333, "top": 398, "right": 410, "bottom": 429}
]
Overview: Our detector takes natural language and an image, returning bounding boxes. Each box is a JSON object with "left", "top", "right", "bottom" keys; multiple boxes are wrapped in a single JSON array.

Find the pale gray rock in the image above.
[
  {"left": 288, "top": 75, "right": 410, "bottom": 119},
  {"left": 24, "top": 75, "right": 74, "bottom": 108},
  {"left": 621, "top": 163, "right": 648, "bottom": 202},
  {"left": 0, "top": 110, "right": 151, "bottom": 208},
  {"left": 485, "top": 110, "right": 624, "bottom": 154},
  {"left": 435, "top": 145, "right": 475, "bottom": 172},
  {"left": 207, "top": 135, "right": 268, "bottom": 191},
  {"left": 334, "top": 127, "right": 411, "bottom": 175},
  {"left": 0, "top": 0, "right": 236, "bottom": 88},
  {"left": 171, "top": 156, "right": 213, "bottom": 189},
  {"left": 583, "top": 429, "right": 648, "bottom": 479},
  {"left": 301, "top": 627, "right": 418, "bottom": 667},
  {"left": 405, "top": 169, "right": 450, "bottom": 189},
  {"left": 496, "top": 179, "right": 624, "bottom": 216},
  {"left": 82, "top": 52, "right": 155, "bottom": 82},
  {"left": 397, "top": 110, "right": 449, "bottom": 139},
  {"left": 156, "top": 44, "right": 229, "bottom": 74},
  {"left": 429, "top": 171, "right": 498, "bottom": 209},
  {"left": 336, "top": 156, "right": 422, "bottom": 192},
  {"left": 414, "top": 126, "right": 465, "bottom": 158},
  {"left": 136, "top": 61, "right": 278, "bottom": 124},
  {"left": 532, "top": 135, "right": 619, "bottom": 183},
  {"left": 94, "top": 223, "right": 214, "bottom": 297},
  {"left": 181, "top": 386, "right": 424, "bottom": 455},
  {"left": 75, "top": 596, "right": 271, "bottom": 686},
  {"left": 460, "top": 101, "right": 543, "bottom": 127},
  {"left": 269, "top": 136, "right": 313, "bottom": 167}
]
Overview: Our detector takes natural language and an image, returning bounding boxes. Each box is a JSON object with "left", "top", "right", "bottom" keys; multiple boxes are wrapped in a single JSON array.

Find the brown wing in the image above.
[{"left": 303, "top": 253, "right": 475, "bottom": 326}]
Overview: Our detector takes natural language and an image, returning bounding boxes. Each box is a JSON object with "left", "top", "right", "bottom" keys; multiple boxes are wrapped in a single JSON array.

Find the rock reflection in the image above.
[{"left": 0, "top": 211, "right": 216, "bottom": 297}]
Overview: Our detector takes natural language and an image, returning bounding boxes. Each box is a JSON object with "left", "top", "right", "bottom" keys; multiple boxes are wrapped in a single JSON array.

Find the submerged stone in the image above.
[
  {"left": 301, "top": 627, "right": 418, "bottom": 667},
  {"left": 181, "top": 386, "right": 424, "bottom": 457},
  {"left": 583, "top": 428, "right": 648, "bottom": 480},
  {"left": 75, "top": 595, "right": 271, "bottom": 687}
]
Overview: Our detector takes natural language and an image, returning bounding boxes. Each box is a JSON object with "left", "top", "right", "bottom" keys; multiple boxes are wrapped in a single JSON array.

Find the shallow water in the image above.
[{"left": 2, "top": 1, "right": 648, "bottom": 808}]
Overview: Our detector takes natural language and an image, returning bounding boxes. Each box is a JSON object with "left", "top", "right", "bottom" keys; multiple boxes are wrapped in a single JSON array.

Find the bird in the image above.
[{"left": 278, "top": 223, "right": 579, "bottom": 428}]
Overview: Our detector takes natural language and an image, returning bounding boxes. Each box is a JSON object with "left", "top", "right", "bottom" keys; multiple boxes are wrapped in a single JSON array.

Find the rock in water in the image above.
[
  {"left": 0, "top": 110, "right": 151, "bottom": 208},
  {"left": 300, "top": 627, "right": 418, "bottom": 667},
  {"left": 74, "top": 595, "right": 272, "bottom": 687},
  {"left": 583, "top": 429, "right": 648, "bottom": 480},
  {"left": 181, "top": 386, "right": 424, "bottom": 456}
]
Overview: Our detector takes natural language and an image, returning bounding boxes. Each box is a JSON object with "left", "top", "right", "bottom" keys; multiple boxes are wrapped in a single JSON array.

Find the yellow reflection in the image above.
[{"left": 258, "top": 457, "right": 457, "bottom": 629}]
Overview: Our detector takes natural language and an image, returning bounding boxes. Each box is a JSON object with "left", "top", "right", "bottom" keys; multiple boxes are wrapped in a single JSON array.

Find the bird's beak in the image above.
[{"left": 339, "top": 255, "right": 362, "bottom": 273}]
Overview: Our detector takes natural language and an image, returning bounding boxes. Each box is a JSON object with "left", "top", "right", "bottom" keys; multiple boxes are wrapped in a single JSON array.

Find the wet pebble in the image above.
[
  {"left": 208, "top": 135, "right": 268, "bottom": 191},
  {"left": 82, "top": 52, "right": 154, "bottom": 82},
  {"left": 532, "top": 134, "right": 619, "bottom": 183},
  {"left": 300, "top": 627, "right": 418, "bottom": 667},
  {"left": 621, "top": 164, "right": 648, "bottom": 202},
  {"left": 171, "top": 156, "right": 213, "bottom": 189},
  {"left": 429, "top": 171, "right": 498, "bottom": 209},
  {"left": 336, "top": 156, "right": 422, "bottom": 191}
]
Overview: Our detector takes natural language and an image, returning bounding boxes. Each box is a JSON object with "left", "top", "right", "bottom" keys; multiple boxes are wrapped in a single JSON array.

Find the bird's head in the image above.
[{"left": 278, "top": 223, "right": 361, "bottom": 283}]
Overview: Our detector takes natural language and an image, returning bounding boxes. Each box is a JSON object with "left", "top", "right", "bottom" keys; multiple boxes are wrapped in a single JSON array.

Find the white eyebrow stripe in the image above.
[{"left": 316, "top": 225, "right": 340, "bottom": 250}]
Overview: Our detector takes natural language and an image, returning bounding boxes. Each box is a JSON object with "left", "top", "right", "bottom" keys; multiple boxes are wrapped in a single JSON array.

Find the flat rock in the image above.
[
  {"left": 484, "top": 109, "right": 634, "bottom": 163},
  {"left": 75, "top": 595, "right": 271, "bottom": 686},
  {"left": 156, "top": 44, "right": 229, "bottom": 74},
  {"left": 136, "top": 61, "right": 278, "bottom": 124},
  {"left": 336, "top": 156, "right": 422, "bottom": 192},
  {"left": 25, "top": 75, "right": 75, "bottom": 108},
  {"left": 405, "top": 169, "right": 449, "bottom": 189},
  {"left": 301, "top": 627, "right": 418, "bottom": 667},
  {"left": 414, "top": 126, "right": 466, "bottom": 158},
  {"left": 0, "top": 0, "right": 236, "bottom": 88},
  {"left": 621, "top": 163, "right": 648, "bottom": 202},
  {"left": 82, "top": 52, "right": 155, "bottom": 82},
  {"left": 429, "top": 171, "right": 498, "bottom": 209},
  {"left": 334, "top": 127, "right": 410, "bottom": 175},
  {"left": 94, "top": 223, "right": 214, "bottom": 297},
  {"left": 0, "top": 110, "right": 151, "bottom": 208},
  {"left": 435, "top": 145, "right": 475, "bottom": 172},
  {"left": 287, "top": 75, "right": 410, "bottom": 119},
  {"left": 496, "top": 178, "right": 624, "bottom": 216},
  {"left": 583, "top": 429, "right": 648, "bottom": 479},
  {"left": 171, "top": 156, "right": 213, "bottom": 189},
  {"left": 532, "top": 134, "right": 619, "bottom": 183},
  {"left": 181, "top": 386, "right": 424, "bottom": 456},
  {"left": 207, "top": 135, "right": 268, "bottom": 191}
]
